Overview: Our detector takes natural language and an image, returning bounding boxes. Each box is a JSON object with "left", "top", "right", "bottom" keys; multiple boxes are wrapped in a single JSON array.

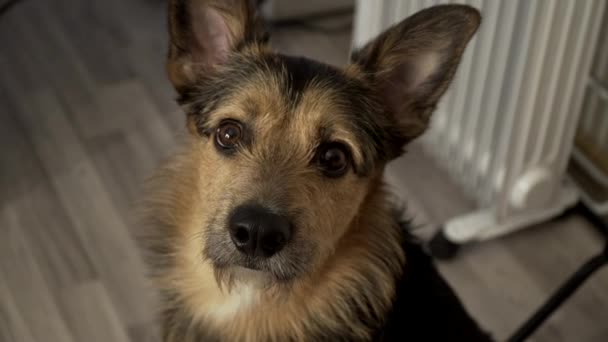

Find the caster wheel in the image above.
[
  {"left": 428, "top": 229, "right": 461, "bottom": 260},
  {"left": 550, "top": 203, "right": 580, "bottom": 223}
]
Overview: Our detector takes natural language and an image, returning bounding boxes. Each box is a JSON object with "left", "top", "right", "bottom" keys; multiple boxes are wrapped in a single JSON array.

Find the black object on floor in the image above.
[
  {"left": 507, "top": 202, "right": 608, "bottom": 342},
  {"left": 427, "top": 228, "right": 461, "bottom": 260}
]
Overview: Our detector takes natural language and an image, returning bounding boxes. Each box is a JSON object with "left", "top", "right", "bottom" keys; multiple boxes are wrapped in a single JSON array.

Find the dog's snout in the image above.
[{"left": 228, "top": 204, "right": 292, "bottom": 258}]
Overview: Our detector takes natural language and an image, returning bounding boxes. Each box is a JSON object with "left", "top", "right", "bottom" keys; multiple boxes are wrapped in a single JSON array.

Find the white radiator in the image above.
[{"left": 353, "top": 0, "right": 606, "bottom": 242}]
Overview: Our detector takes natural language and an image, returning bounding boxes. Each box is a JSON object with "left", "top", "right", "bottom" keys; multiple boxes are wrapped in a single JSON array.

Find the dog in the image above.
[{"left": 140, "top": 1, "right": 491, "bottom": 340}]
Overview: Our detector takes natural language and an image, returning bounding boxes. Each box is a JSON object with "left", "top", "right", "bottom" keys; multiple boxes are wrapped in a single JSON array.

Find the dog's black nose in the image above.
[{"left": 228, "top": 204, "right": 292, "bottom": 258}]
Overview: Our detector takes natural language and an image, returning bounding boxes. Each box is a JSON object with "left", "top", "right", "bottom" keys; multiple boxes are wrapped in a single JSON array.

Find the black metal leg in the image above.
[
  {"left": 507, "top": 203, "right": 608, "bottom": 342},
  {"left": 577, "top": 202, "right": 608, "bottom": 238},
  {"left": 507, "top": 245, "right": 608, "bottom": 342}
]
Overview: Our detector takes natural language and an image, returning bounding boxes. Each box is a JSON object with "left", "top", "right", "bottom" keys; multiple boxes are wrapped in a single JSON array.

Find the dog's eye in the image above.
[
  {"left": 215, "top": 120, "right": 243, "bottom": 150},
  {"left": 317, "top": 143, "right": 350, "bottom": 177}
]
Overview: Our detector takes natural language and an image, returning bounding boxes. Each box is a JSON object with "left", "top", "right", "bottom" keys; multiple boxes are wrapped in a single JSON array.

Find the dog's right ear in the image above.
[
  {"left": 167, "top": 0, "right": 265, "bottom": 92},
  {"left": 351, "top": 5, "right": 480, "bottom": 146}
]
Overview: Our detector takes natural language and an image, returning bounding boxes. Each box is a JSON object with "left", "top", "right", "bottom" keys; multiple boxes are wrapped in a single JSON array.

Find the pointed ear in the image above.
[
  {"left": 351, "top": 5, "right": 480, "bottom": 143},
  {"left": 167, "top": 0, "right": 266, "bottom": 92}
]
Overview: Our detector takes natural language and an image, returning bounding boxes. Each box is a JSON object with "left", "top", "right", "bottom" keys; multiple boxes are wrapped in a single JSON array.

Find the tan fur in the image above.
[
  {"left": 147, "top": 166, "right": 404, "bottom": 341},
  {"left": 143, "top": 2, "right": 481, "bottom": 341},
  {"left": 143, "top": 73, "right": 405, "bottom": 341}
]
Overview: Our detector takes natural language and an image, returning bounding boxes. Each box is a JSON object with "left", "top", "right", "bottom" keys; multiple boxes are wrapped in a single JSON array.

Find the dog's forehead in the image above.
[
  {"left": 267, "top": 58, "right": 357, "bottom": 137},
  {"left": 236, "top": 54, "right": 363, "bottom": 127},
  {"left": 209, "top": 54, "right": 371, "bottom": 140}
]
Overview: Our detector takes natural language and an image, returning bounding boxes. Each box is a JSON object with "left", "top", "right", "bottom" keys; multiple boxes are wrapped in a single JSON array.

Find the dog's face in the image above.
[
  {"left": 187, "top": 55, "right": 393, "bottom": 283},
  {"left": 164, "top": 0, "right": 479, "bottom": 287}
]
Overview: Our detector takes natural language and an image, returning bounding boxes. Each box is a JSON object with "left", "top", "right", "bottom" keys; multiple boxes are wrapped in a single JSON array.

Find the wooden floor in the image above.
[{"left": 0, "top": 1, "right": 606, "bottom": 341}]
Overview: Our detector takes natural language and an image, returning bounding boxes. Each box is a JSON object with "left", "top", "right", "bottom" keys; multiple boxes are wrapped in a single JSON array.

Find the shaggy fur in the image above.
[{"left": 140, "top": 1, "right": 489, "bottom": 341}]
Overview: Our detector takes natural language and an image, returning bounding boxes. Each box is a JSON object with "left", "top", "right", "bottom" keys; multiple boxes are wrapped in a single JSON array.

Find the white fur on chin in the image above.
[{"left": 210, "top": 266, "right": 266, "bottom": 322}]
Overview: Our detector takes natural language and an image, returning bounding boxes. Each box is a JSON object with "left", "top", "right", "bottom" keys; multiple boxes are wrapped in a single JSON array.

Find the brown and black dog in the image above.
[{"left": 141, "top": 1, "right": 491, "bottom": 341}]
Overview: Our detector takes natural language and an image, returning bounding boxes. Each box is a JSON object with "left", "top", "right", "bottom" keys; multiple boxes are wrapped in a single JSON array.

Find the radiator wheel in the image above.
[{"left": 428, "top": 229, "right": 461, "bottom": 260}]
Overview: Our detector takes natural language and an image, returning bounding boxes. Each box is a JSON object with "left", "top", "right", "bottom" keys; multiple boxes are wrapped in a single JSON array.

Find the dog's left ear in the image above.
[
  {"left": 167, "top": 0, "right": 265, "bottom": 92},
  {"left": 351, "top": 5, "right": 480, "bottom": 144}
]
